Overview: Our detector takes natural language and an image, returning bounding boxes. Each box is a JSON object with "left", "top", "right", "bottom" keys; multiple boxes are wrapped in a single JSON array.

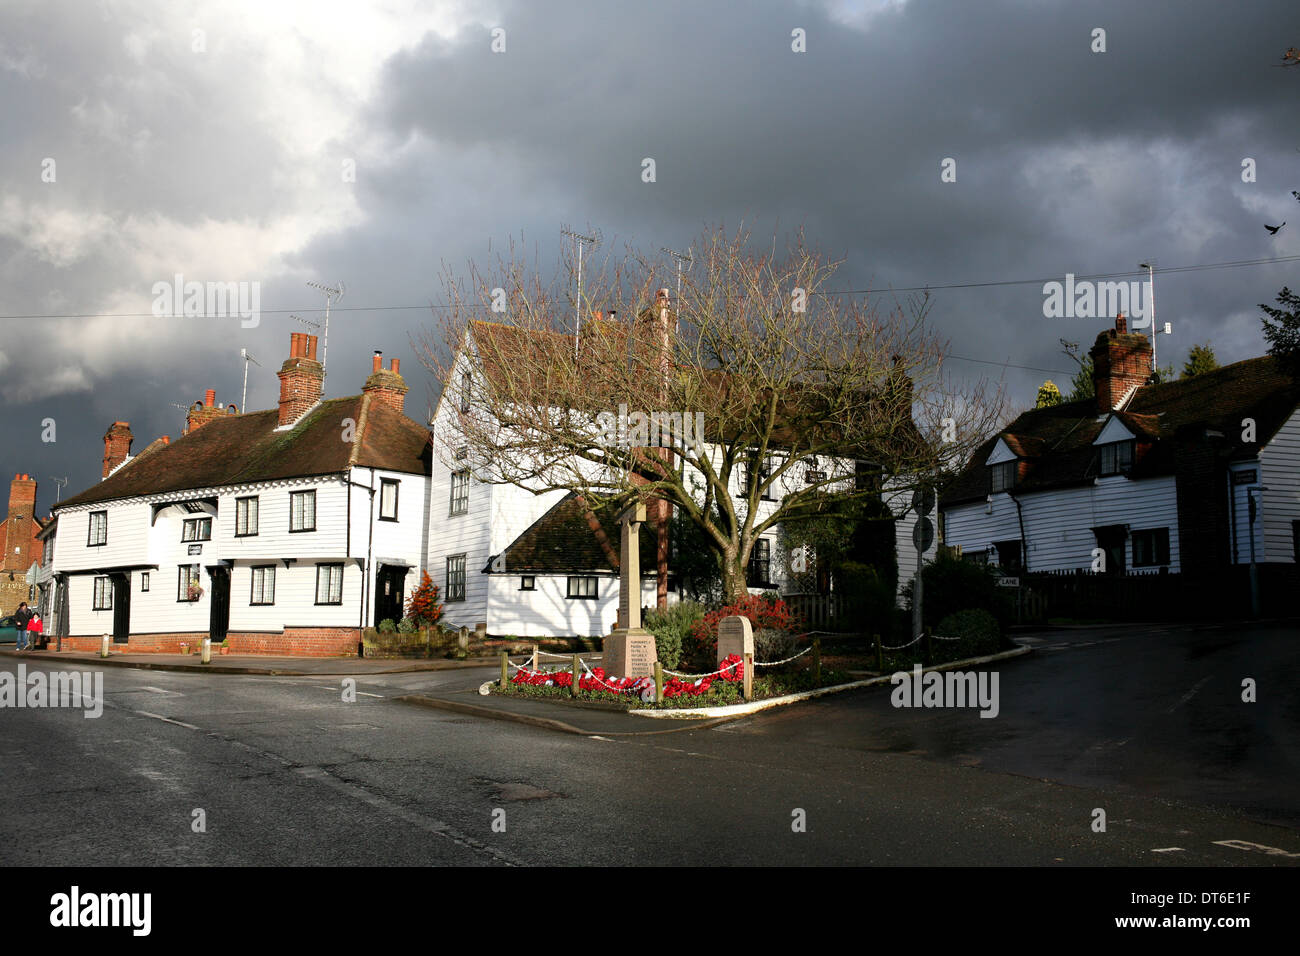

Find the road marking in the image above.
[
  {"left": 1166, "top": 676, "right": 1212, "bottom": 714},
  {"left": 1151, "top": 847, "right": 1185, "bottom": 853},
  {"left": 1214, "top": 839, "right": 1300, "bottom": 859},
  {"left": 139, "top": 686, "right": 183, "bottom": 697},
  {"left": 133, "top": 710, "right": 201, "bottom": 731},
  {"left": 358, "top": 692, "right": 384, "bottom": 699}
]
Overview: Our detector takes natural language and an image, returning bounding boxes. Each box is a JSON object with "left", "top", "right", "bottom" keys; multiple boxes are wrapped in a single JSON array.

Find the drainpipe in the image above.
[
  {"left": 1009, "top": 490, "right": 1030, "bottom": 573},
  {"left": 344, "top": 472, "right": 379, "bottom": 630}
]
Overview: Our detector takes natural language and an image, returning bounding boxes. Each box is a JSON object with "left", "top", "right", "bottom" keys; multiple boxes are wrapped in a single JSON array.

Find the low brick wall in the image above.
[{"left": 60, "top": 628, "right": 362, "bottom": 657}]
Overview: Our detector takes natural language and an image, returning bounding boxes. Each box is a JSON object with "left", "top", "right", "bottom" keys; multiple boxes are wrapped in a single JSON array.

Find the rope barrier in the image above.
[
  {"left": 752, "top": 646, "right": 812, "bottom": 668},
  {"left": 877, "top": 634, "right": 923, "bottom": 651}
]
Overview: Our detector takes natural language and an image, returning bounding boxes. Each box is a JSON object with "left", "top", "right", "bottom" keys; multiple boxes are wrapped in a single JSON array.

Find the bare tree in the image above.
[{"left": 417, "top": 225, "right": 1005, "bottom": 604}]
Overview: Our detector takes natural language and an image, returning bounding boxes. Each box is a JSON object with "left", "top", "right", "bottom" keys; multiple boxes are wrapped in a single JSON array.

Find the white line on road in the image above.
[
  {"left": 1166, "top": 676, "right": 1212, "bottom": 714},
  {"left": 1151, "top": 847, "right": 1185, "bottom": 853},
  {"left": 133, "top": 710, "right": 201, "bottom": 731},
  {"left": 1214, "top": 839, "right": 1300, "bottom": 859}
]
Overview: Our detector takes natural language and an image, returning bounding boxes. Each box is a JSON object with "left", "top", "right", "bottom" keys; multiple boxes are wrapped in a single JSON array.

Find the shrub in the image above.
[
  {"left": 836, "top": 561, "right": 897, "bottom": 633},
  {"left": 687, "top": 594, "right": 798, "bottom": 669},
  {"left": 904, "top": 553, "right": 1010, "bottom": 630},
  {"left": 378, "top": 618, "right": 398, "bottom": 634},
  {"left": 935, "top": 608, "right": 1001, "bottom": 656},
  {"left": 405, "top": 571, "right": 444, "bottom": 629},
  {"left": 642, "top": 601, "right": 703, "bottom": 671},
  {"left": 397, "top": 616, "right": 417, "bottom": 634},
  {"left": 754, "top": 627, "right": 797, "bottom": 663}
]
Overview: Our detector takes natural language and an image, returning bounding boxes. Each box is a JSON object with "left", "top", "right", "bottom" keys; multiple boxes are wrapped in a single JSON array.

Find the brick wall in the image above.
[{"left": 60, "top": 627, "right": 361, "bottom": 657}]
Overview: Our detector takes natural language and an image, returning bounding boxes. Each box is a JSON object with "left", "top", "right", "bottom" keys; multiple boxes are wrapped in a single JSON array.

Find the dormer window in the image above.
[
  {"left": 1098, "top": 440, "right": 1134, "bottom": 477},
  {"left": 990, "top": 460, "right": 1016, "bottom": 493}
]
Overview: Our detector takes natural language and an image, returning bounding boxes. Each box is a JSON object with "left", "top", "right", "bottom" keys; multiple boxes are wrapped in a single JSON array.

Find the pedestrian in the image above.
[
  {"left": 27, "top": 611, "right": 43, "bottom": 650},
  {"left": 14, "top": 601, "right": 32, "bottom": 651}
]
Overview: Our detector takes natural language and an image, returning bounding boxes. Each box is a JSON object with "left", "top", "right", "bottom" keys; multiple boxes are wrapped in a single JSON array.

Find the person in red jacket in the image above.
[{"left": 27, "top": 611, "right": 44, "bottom": 649}]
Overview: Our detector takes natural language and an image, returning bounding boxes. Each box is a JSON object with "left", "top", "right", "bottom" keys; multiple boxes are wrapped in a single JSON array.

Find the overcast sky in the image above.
[{"left": 1, "top": 0, "right": 1297, "bottom": 516}]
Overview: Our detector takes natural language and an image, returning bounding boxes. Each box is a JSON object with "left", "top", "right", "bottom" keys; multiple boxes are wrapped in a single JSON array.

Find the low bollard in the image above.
[
  {"left": 812, "top": 636, "right": 821, "bottom": 686},
  {"left": 571, "top": 654, "right": 580, "bottom": 698},
  {"left": 201, "top": 638, "right": 211, "bottom": 664},
  {"left": 500, "top": 651, "right": 508, "bottom": 688},
  {"left": 874, "top": 633, "right": 883, "bottom": 673},
  {"left": 743, "top": 652, "right": 753, "bottom": 701},
  {"left": 653, "top": 661, "right": 664, "bottom": 704},
  {"left": 100, "top": 634, "right": 110, "bottom": 659},
  {"left": 922, "top": 628, "right": 932, "bottom": 667},
  {"left": 531, "top": 643, "right": 539, "bottom": 671}
]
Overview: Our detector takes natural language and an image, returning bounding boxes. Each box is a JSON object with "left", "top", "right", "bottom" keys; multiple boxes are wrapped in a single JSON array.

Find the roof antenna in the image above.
[
  {"left": 661, "top": 245, "right": 693, "bottom": 314},
  {"left": 239, "top": 348, "right": 262, "bottom": 412},
  {"left": 306, "top": 280, "right": 345, "bottom": 377},
  {"left": 50, "top": 476, "right": 68, "bottom": 503},
  {"left": 561, "top": 227, "right": 600, "bottom": 360}
]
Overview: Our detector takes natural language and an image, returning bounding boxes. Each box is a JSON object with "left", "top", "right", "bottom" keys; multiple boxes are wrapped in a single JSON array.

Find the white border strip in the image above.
[{"left": 626, "top": 645, "right": 1032, "bottom": 719}]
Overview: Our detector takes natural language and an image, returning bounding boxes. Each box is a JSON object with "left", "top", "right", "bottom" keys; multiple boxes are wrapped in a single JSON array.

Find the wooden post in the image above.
[
  {"left": 571, "top": 654, "right": 580, "bottom": 697},
  {"left": 874, "top": 633, "right": 883, "bottom": 673},
  {"left": 743, "top": 652, "right": 753, "bottom": 701},
  {"left": 499, "top": 651, "right": 508, "bottom": 688},
  {"left": 653, "top": 661, "right": 664, "bottom": 704},
  {"left": 531, "top": 644, "right": 539, "bottom": 671},
  {"left": 923, "top": 627, "right": 932, "bottom": 666},
  {"left": 812, "top": 636, "right": 821, "bottom": 686}
]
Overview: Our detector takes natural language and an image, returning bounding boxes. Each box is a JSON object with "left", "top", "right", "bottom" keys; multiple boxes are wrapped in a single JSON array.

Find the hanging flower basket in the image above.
[{"left": 187, "top": 584, "right": 204, "bottom": 601}]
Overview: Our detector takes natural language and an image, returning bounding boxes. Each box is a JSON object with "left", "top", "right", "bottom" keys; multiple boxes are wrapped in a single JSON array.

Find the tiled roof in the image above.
[
  {"left": 58, "top": 395, "right": 432, "bottom": 509},
  {"left": 941, "top": 355, "right": 1300, "bottom": 507},
  {"left": 497, "top": 492, "right": 658, "bottom": 574}
]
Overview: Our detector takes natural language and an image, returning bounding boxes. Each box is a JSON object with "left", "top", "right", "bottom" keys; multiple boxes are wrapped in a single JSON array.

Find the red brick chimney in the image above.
[
  {"left": 277, "top": 332, "right": 324, "bottom": 426},
  {"left": 1091, "top": 313, "right": 1154, "bottom": 412},
  {"left": 4, "top": 474, "right": 37, "bottom": 572},
  {"left": 102, "top": 422, "right": 133, "bottom": 478},
  {"left": 185, "top": 388, "right": 226, "bottom": 434},
  {"left": 362, "top": 350, "right": 408, "bottom": 415}
]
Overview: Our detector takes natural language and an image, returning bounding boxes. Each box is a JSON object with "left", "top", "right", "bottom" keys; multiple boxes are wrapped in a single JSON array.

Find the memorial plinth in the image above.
[{"left": 602, "top": 501, "right": 659, "bottom": 678}]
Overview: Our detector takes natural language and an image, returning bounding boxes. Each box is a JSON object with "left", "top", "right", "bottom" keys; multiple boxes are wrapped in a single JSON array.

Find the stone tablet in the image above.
[
  {"left": 603, "top": 629, "right": 658, "bottom": 678},
  {"left": 717, "top": 615, "right": 754, "bottom": 665}
]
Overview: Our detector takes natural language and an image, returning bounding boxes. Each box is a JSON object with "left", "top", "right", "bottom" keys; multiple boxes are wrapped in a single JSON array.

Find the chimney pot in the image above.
[
  {"left": 372, "top": 351, "right": 382, "bottom": 373},
  {"left": 1115, "top": 313, "right": 1127, "bottom": 334},
  {"left": 305, "top": 334, "right": 318, "bottom": 360},
  {"left": 204, "top": 388, "right": 215, "bottom": 407},
  {"left": 390, "top": 358, "right": 400, "bottom": 374}
]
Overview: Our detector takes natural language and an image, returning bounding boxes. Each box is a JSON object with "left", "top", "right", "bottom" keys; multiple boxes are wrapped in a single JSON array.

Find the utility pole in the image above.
[{"left": 661, "top": 245, "right": 693, "bottom": 316}]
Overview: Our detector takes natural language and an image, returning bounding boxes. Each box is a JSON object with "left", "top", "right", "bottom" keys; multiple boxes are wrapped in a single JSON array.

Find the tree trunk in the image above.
[{"left": 720, "top": 552, "right": 749, "bottom": 604}]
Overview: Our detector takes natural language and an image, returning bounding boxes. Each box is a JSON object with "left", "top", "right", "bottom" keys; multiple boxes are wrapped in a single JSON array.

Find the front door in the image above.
[
  {"left": 208, "top": 566, "right": 231, "bottom": 643},
  {"left": 1094, "top": 526, "right": 1127, "bottom": 576},
  {"left": 375, "top": 565, "right": 406, "bottom": 626},
  {"left": 111, "top": 573, "right": 130, "bottom": 643}
]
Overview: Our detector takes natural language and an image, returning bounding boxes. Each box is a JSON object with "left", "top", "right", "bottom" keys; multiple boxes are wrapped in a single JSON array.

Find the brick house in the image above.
[
  {"left": 941, "top": 314, "right": 1300, "bottom": 582},
  {"left": 49, "top": 333, "right": 432, "bottom": 656}
]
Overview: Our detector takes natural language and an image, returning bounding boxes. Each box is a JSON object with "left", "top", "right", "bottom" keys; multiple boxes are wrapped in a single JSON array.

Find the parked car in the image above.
[{"left": 0, "top": 615, "right": 19, "bottom": 644}]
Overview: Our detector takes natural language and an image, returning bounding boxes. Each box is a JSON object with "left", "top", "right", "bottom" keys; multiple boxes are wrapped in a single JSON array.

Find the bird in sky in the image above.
[{"left": 1265, "top": 222, "right": 1286, "bottom": 235}]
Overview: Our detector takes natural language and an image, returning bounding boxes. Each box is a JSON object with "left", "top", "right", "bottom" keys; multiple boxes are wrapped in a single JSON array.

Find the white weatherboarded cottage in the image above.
[{"left": 50, "top": 334, "right": 432, "bottom": 656}]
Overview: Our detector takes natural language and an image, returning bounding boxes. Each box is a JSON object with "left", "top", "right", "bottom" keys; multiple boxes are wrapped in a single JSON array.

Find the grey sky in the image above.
[{"left": 1, "top": 0, "right": 1296, "bottom": 515}]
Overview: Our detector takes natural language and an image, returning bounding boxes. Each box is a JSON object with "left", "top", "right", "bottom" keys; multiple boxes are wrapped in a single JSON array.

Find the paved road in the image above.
[{"left": 1, "top": 621, "right": 1296, "bottom": 866}]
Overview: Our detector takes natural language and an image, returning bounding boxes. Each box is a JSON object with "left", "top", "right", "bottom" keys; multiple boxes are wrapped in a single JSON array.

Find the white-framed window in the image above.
[
  {"left": 290, "top": 490, "right": 317, "bottom": 532},
  {"left": 566, "top": 576, "right": 598, "bottom": 599},
  {"left": 445, "top": 554, "right": 467, "bottom": 602},
  {"left": 740, "top": 457, "right": 774, "bottom": 500},
  {"left": 1098, "top": 441, "right": 1134, "bottom": 477},
  {"left": 178, "top": 565, "right": 202, "bottom": 602},
  {"left": 88, "top": 511, "right": 108, "bottom": 547},
  {"left": 747, "top": 538, "right": 772, "bottom": 587},
  {"left": 92, "top": 576, "right": 112, "bottom": 610},
  {"left": 450, "top": 470, "right": 470, "bottom": 516},
  {"left": 182, "top": 517, "right": 212, "bottom": 542},
  {"left": 251, "top": 565, "right": 276, "bottom": 605},
  {"left": 519, "top": 575, "right": 535, "bottom": 591},
  {"left": 990, "top": 460, "right": 1016, "bottom": 493},
  {"left": 1132, "top": 528, "right": 1170, "bottom": 567},
  {"left": 315, "top": 564, "right": 343, "bottom": 605},
  {"left": 380, "top": 479, "right": 399, "bottom": 521},
  {"left": 141, "top": 572, "right": 150, "bottom": 592},
  {"left": 236, "top": 496, "right": 259, "bottom": 536}
]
